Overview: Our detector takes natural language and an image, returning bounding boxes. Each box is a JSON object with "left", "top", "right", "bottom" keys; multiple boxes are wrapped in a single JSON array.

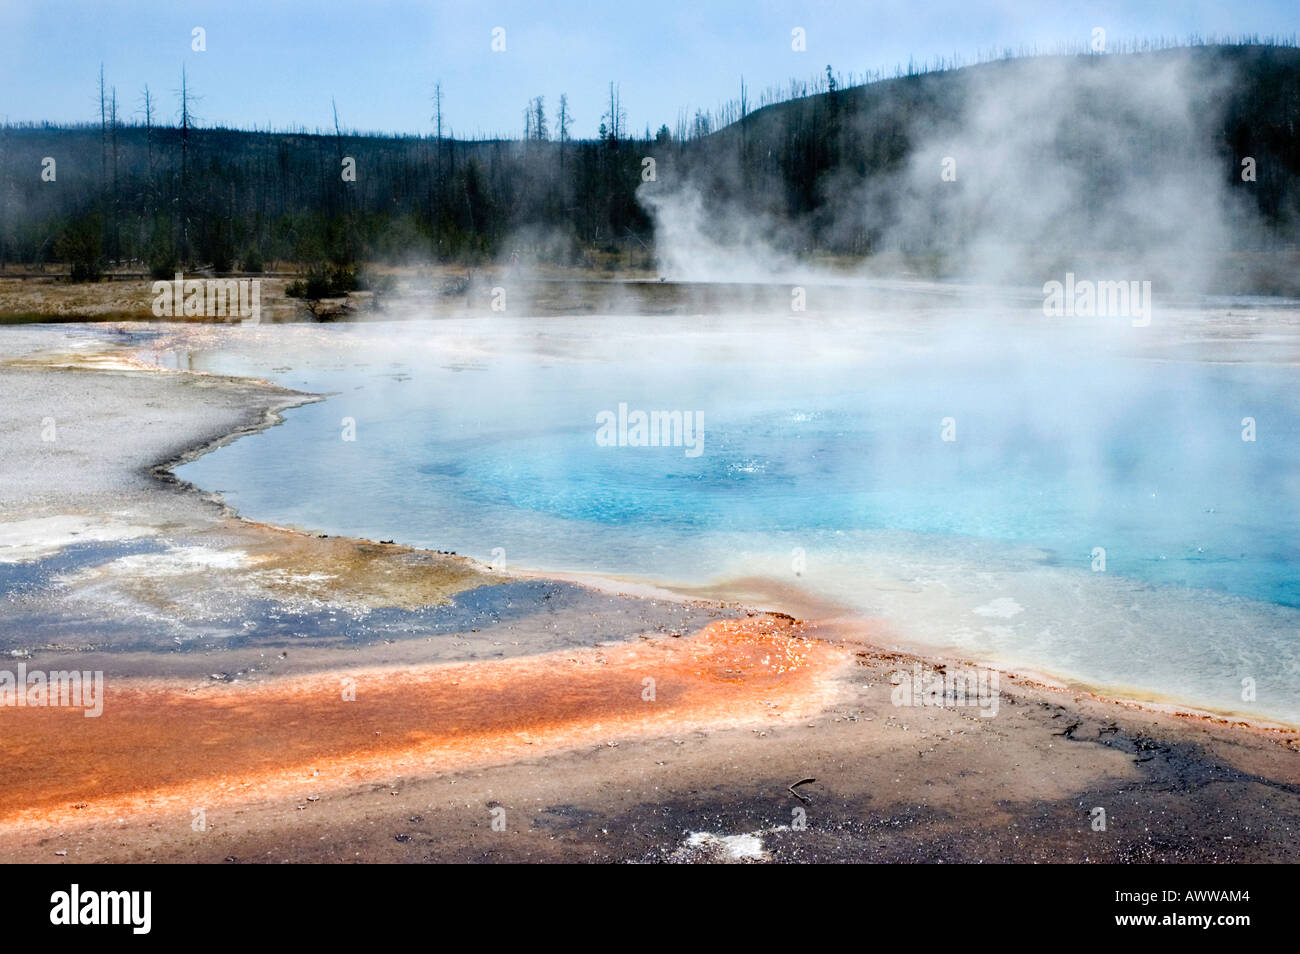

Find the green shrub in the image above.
[
  {"left": 286, "top": 264, "right": 358, "bottom": 299},
  {"left": 69, "top": 260, "right": 102, "bottom": 282},
  {"left": 54, "top": 214, "right": 103, "bottom": 283}
]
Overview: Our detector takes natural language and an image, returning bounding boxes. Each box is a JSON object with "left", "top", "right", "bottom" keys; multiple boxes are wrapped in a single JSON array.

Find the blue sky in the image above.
[{"left": 2, "top": 1, "right": 1297, "bottom": 138}]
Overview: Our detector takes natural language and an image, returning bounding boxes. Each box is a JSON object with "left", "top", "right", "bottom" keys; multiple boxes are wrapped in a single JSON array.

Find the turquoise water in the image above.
[{"left": 172, "top": 311, "right": 1300, "bottom": 723}]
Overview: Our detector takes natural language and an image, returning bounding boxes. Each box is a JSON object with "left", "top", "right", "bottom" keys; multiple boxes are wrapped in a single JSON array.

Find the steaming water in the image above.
[{"left": 171, "top": 306, "right": 1300, "bottom": 724}]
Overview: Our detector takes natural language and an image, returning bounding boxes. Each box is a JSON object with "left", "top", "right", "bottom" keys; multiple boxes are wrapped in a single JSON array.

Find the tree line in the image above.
[{"left": 0, "top": 41, "right": 1297, "bottom": 277}]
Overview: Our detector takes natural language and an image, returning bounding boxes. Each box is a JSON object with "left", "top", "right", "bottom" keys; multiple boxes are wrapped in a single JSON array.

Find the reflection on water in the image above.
[{"left": 172, "top": 307, "right": 1300, "bottom": 723}]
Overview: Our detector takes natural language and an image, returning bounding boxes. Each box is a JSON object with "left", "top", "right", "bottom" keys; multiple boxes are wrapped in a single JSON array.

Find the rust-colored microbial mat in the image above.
[{"left": 0, "top": 616, "right": 850, "bottom": 830}]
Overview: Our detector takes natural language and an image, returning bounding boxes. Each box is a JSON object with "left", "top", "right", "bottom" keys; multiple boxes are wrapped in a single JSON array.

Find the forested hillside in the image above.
[{"left": 1, "top": 43, "right": 1297, "bottom": 277}]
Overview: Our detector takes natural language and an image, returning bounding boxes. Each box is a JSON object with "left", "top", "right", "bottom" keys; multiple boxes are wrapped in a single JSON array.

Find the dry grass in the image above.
[{"left": 0, "top": 275, "right": 301, "bottom": 323}]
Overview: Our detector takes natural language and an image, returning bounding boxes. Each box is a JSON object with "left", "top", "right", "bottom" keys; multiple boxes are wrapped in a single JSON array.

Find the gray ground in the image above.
[
  {"left": 0, "top": 329, "right": 739, "bottom": 679},
  {"left": 1, "top": 322, "right": 1296, "bottom": 865}
]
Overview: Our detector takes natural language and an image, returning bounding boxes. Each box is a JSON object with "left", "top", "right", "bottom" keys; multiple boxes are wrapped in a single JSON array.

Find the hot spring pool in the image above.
[{"left": 169, "top": 307, "right": 1300, "bottom": 724}]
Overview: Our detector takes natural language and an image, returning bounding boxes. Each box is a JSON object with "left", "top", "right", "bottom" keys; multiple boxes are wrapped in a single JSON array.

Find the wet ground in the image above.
[
  {"left": 0, "top": 324, "right": 1297, "bottom": 863},
  {"left": 6, "top": 643, "right": 1295, "bottom": 863}
]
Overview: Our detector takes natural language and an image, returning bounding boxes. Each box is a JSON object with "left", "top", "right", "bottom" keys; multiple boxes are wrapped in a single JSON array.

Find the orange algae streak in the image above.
[{"left": 0, "top": 616, "right": 849, "bottom": 829}]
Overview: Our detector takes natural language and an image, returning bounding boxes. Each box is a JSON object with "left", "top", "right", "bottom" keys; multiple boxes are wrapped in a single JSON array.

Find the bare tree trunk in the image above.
[
  {"left": 557, "top": 94, "right": 569, "bottom": 168},
  {"left": 98, "top": 65, "right": 107, "bottom": 187},
  {"left": 179, "top": 66, "right": 190, "bottom": 265},
  {"left": 110, "top": 87, "right": 119, "bottom": 264},
  {"left": 99, "top": 64, "right": 108, "bottom": 260}
]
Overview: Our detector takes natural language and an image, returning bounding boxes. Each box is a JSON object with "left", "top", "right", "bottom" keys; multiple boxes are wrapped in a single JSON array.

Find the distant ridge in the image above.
[{"left": 0, "top": 44, "right": 1296, "bottom": 278}]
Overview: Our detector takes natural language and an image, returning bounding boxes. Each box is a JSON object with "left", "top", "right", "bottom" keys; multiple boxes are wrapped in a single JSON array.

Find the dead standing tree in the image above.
[
  {"left": 177, "top": 65, "right": 193, "bottom": 266},
  {"left": 557, "top": 93, "right": 570, "bottom": 168},
  {"left": 98, "top": 65, "right": 108, "bottom": 261}
]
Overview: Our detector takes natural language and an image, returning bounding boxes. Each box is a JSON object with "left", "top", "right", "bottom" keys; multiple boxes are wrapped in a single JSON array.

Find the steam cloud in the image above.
[{"left": 640, "top": 50, "right": 1261, "bottom": 295}]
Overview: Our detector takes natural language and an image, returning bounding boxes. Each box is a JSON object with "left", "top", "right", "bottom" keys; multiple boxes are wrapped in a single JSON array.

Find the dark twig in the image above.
[
  {"left": 1054, "top": 721, "right": 1081, "bottom": 738},
  {"left": 788, "top": 777, "right": 816, "bottom": 804}
]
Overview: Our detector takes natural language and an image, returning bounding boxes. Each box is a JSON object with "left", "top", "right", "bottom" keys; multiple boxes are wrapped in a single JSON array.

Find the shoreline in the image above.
[
  {"left": 37, "top": 323, "right": 1300, "bottom": 733},
  {"left": 522, "top": 568, "right": 1300, "bottom": 733},
  {"left": 1, "top": 323, "right": 1297, "bottom": 863}
]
